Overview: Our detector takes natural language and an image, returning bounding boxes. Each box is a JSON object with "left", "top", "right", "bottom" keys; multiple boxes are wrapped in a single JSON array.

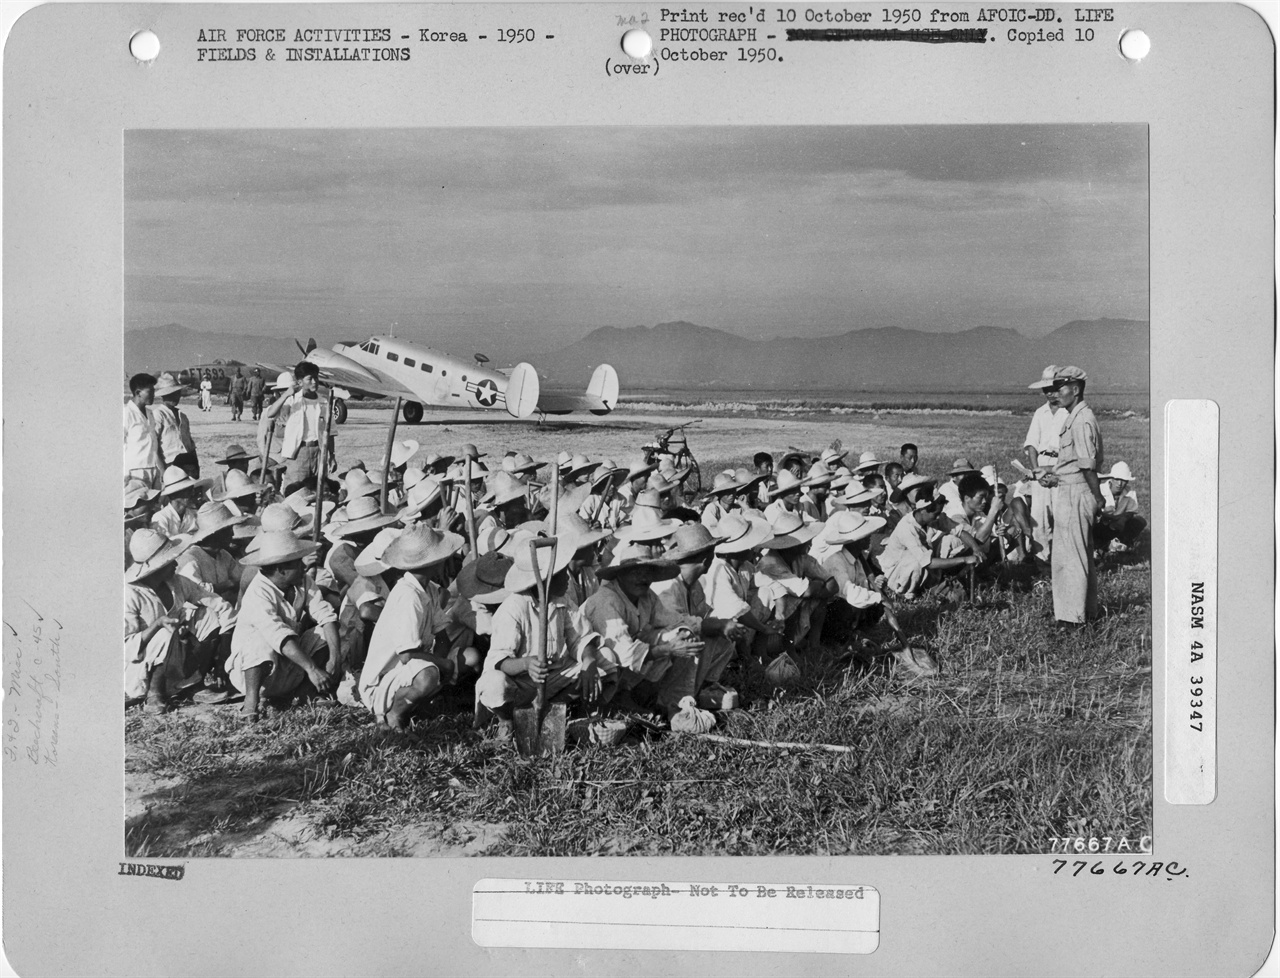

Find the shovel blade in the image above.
[{"left": 513, "top": 701, "right": 569, "bottom": 757}]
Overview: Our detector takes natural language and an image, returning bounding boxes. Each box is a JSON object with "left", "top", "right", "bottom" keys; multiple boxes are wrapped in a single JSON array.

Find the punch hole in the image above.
[
  {"left": 130, "top": 29, "right": 161, "bottom": 62},
  {"left": 1119, "top": 29, "right": 1149, "bottom": 62},
  {"left": 621, "top": 28, "right": 652, "bottom": 59}
]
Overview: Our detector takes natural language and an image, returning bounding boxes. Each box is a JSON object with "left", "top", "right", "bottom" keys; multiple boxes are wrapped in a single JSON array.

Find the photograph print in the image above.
[{"left": 123, "top": 125, "right": 1151, "bottom": 857}]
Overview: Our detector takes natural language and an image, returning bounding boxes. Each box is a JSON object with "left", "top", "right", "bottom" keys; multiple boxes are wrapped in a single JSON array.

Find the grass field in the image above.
[{"left": 126, "top": 395, "right": 1152, "bottom": 857}]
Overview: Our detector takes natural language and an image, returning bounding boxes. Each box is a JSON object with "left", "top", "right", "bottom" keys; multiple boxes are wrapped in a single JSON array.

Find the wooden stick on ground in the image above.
[{"left": 681, "top": 732, "right": 858, "bottom": 754}]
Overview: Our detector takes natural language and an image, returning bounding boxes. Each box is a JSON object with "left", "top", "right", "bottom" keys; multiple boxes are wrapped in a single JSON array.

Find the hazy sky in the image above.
[{"left": 125, "top": 126, "right": 1147, "bottom": 358}]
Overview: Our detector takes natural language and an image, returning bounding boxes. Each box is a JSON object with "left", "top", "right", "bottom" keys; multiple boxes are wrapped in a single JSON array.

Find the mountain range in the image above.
[{"left": 125, "top": 319, "right": 1149, "bottom": 392}]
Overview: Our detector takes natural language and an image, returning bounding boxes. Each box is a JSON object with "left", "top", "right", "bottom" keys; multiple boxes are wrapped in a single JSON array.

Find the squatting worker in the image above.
[
  {"left": 1038, "top": 366, "right": 1104, "bottom": 625},
  {"left": 1022, "top": 364, "right": 1066, "bottom": 562},
  {"left": 264, "top": 361, "right": 332, "bottom": 497}
]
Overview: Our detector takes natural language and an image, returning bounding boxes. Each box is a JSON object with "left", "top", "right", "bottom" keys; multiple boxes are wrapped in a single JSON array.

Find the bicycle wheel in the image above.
[{"left": 681, "top": 450, "right": 702, "bottom": 496}]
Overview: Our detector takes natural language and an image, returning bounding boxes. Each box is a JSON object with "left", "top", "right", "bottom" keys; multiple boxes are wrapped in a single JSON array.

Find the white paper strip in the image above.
[
  {"left": 473, "top": 879, "right": 880, "bottom": 954},
  {"left": 1163, "top": 399, "right": 1219, "bottom": 804}
]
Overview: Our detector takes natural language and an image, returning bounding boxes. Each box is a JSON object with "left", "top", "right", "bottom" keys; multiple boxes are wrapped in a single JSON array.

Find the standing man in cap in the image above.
[
  {"left": 1021, "top": 364, "right": 1066, "bottom": 562},
  {"left": 229, "top": 368, "right": 248, "bottom": 422},
  {"left": 248, "top": 368, "right": 266, "bottom": 421},
  {"left": 150, "top": 372, "right": 201, "bottom": 478},
  {"left": 1040, "top": 366, "right": 1104, "bottom": 625},
  {"left": 124, "top": 373, "right": 164, "bottom": 490},
  {"left": 264, "top": 361, "right": 332, "bottom": 497}
]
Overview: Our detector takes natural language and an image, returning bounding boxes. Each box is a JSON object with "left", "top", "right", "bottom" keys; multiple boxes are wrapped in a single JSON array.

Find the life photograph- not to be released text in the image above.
[{"left": 123, "top": 126, "right": 1151, "bottom": 857}]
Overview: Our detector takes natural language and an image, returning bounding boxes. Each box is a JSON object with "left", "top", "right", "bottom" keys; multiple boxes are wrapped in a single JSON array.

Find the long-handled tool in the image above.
[
  {"left": 463, "top": 455, "right": 478, "bottom": 555},
  {"left": 311, "top": 388, "right": 336, "bottom": 544},
  {"left": 379, "top": 395, "right": 403, "bottom": 512},
  {"left": 257, "top": 418, "right": 277, "bottom": 490},
  {"left": 513, "top": 465, "right": 566, "bottom": 757}
]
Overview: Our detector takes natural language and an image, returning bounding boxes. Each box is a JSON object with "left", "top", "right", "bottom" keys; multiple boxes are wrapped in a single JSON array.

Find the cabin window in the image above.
[
  {"left": 462, "top": 375, "right": 468, "bottom": 381},
  {"left": 421, "top": 363, "right": 432, "bottom": 373},
  {"left": 441, "top": 369, "right": 447, "bottom": 376},
  {"left": 404, "top": 357, "right": 416, "bottom": 367},
  {"left": 387, "top": 352, "right": 399, "bottom": 362}
]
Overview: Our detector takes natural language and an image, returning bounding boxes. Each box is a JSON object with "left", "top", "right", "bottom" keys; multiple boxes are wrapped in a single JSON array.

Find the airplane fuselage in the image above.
[{"left": 325, "top": 336, "right": 515, "bottom": 411}]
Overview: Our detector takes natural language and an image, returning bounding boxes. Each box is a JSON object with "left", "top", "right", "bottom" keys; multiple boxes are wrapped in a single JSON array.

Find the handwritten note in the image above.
[{"left": 4, "top": 601, "right": 64, "bottom": 766}]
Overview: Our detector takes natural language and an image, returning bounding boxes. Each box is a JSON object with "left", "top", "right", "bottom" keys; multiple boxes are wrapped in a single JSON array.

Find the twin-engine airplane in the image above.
[{"left": 299, "top": 335, "right": 619, "bottom": 425}]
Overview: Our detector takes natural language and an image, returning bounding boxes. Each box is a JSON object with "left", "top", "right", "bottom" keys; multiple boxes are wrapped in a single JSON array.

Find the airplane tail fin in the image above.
[
  {"left": 505, "top": 362, "right": 540, "bottom": 419},
  {"left": 586, "top": 364, "right": 619, "bottom": 415}
]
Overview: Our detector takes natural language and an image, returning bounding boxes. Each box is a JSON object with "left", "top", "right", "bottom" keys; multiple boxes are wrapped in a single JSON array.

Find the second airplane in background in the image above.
[{"left": 300, "top": 335, "right": 619, "bottom": 425}]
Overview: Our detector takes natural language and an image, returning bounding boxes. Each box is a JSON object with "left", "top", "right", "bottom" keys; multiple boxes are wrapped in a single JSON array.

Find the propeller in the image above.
[{"left": 294, "top": 337, "right": 317, "bottom": 357}]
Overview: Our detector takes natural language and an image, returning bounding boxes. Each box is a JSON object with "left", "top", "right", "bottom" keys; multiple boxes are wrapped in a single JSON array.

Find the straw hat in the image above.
[
  {"left": 947, "top": 458, "right": 980, "bottom": 477},
  {"left": 646, "top": 472, "right": 677, "bottom": 495},
  {"left": 713, "top": 513, "right": 774, "bottom": 555},
  {"left": 483, "top": 472, "right": 531, "bottom": 508},
  {"left": 124, "top": 479, "right": 160, "bottom": 509},
  {"left": 779, "top": 451, "right": 809, "bottom": 471},
  {"left": 624, "top": 456, "right": 658, "bottom": 481},
  {"left": 596, "top": 539, "right": 679, "bottom": 582},
  {"left": 184, "top": 501, "right": 249, "bottom": 545},
  {"left": 402, "top": 467, "right": 427, "bottom": 491},
  {"left": 385, "top": 439, "right": 420, "bottom": 468},
  {"left": 829, "top": 468, "right": 857, "bottom": 490},
  {"left": 656, "top": 458, "right": 693, "bottom": 485},
  {"left": 159, "top": 465, "right": 208, "bottom": 498},
  {"left": 761, "top": 511, "right": 824, "bottom": 550},
  {"left": 153, "top": 372, "right": 188, "bottom": 398},
  {"left": 273, "top": 370, "right": 294, "bottom": 390},
  {"left": 558, "top": 511, "right": 614, "bottom": 552},
  {"left": 216, "top": 444, "right": 254, "bottom": 466},
  {"left": 1105, "top": 461, "right": 1134, "bottom": 482},
  {"left": 820, "top": 447, "right": 847, "bottom": 467},
  {"left": 841, "top": 485, "right": 882, "bottom": 507},
  {"left": 422, "top": 452, "right": 455, "bottom": 473},
  {"left": 853, "top": 451, "right": 882, "bottom": 473},
  {"left": 614, "top": 508, "right": 682, "bottom": 543},
  {"left": 332, "top": 496, "right": 400, "bottom": 538},
  {"left": 562, "top": 454, "right": 601, "bottom": 482},
  {"left": 590, "top": 458, "right": 626, "bottom": 490},
  {"left": 503, "top": 538, "right": 574, "bottom": 593},
  {"left": 244, "top": 503, "right": 311, "bottom": 552},
  {"left": 354, "top": 526, "right": 402, "bottom": 577},
  {"left": 817, "top": 510, "right": 885, "bottom": 546},
  {"left": 382, "top": 523, "right": 464, "bottom": 571},
  {"left": 733, "top": 467, "right": 767, "bottom": 491},
  {"left": 767, "top": 470, "right": 806, "bottom": 500},
  {"left": 502, "top": 452, "right": 545, "bottom": 476},
  {"left": 344, "top": 469, "right": 381, "bottom": 500},
  {"left": 1027, "top": 364, "right": 1062, "bottom": 390},
  {"left": 803, "top": 462, "right": 836, "bottom": 488},
  {"left": 664, "top": 523, "right": 724, "bottom": 563},
  {"left": 125, "top": 528, "right": 189, "bottom": 583},
  {"left": 456, "top": 551, "right": 515, "bottom": 604},
  {"left": 896, "top": 473, "right": 937, "bottom": 504},
  {"left": 460, "top": 443, "right": 486, "bottom": 460},
  {"left": 706, "top": 471, "right": 741, "bottom": 497},
  {"left": 240, "top": 531, "right": 318, "bottom": 567}
]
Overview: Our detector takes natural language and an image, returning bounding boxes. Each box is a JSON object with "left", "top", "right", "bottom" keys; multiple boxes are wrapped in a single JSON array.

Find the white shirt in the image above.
[
  {"left": 280, "top": 391, "right": 326, "bottom": 459},
  {"left": 152, "top": 502, "right": 198, "bottom": 538},
  {"left": 1024, "top": 401, "right": 1066, "bottom": 466},
  {"left": 230, "top": 570, "right": 337, "bottom": 673},
  {"left": 150, "top": 402, "right": 195, "bottom": 463},
  {"left": 359, "top": 575, "right": 444, "bottom": 703},
  {"left": 123, "top": 400, "right": 162, "bottom": 475},
  {"left": 1101, "top": 483, "right": 1141, "bottom": 518}
]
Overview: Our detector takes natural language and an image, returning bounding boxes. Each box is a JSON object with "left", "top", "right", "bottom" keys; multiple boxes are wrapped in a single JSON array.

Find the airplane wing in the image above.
[
  {"left": 305, "top": 348, "right": 410, "bottom": 401},
  {"left": 536, "top": 364, "right": 619, "bottom": 416}
]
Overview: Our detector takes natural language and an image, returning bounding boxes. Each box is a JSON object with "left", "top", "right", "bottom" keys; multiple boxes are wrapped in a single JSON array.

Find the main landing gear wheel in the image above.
[
  {"left": 402, "top": 401, "right": 424, "bottom": 424},
  {"left": 331, "top": 399, "right": 348, "bottom": 425}
]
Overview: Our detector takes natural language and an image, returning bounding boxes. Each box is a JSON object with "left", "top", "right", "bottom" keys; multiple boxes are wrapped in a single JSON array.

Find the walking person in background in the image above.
[
  {"left": 248, "top": 368, "right": 267, "bottom": 421},
  {"left": 1039, "top": 366, "right": 1104, "bottom": 626},
  {"left": 229, "top": 368, "right": 248, "bottom": 422},
  {"left": 199, "top": 372, "right": 213, "bottom": 412}
]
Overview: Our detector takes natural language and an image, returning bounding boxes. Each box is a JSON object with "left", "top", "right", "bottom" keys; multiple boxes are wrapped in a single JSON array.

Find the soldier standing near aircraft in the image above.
[
  {"left": 229, "top": 368, "right": 248, "bottom": 422},
  {"left": 248, "top": 368, "right": 267, "bottom": 421}
]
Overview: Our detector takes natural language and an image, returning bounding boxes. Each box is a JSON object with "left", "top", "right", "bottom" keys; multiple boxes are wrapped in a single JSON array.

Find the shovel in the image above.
[{"left": 512, "top": 534, "right": 568, "bottom": 757}]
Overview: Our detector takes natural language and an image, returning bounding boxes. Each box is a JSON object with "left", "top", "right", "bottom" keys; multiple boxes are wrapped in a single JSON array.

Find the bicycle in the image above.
[{"left": 642, "top": 419, "right": 704, "bottom": 496}]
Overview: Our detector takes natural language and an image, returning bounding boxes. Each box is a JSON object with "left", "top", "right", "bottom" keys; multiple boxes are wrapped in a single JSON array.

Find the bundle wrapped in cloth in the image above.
[
  {"left": 765, "top": 651, "right": 802, "bottom": 686},
  {"left": 670, "top": 695, "right": 717, "bottom": 734}
]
